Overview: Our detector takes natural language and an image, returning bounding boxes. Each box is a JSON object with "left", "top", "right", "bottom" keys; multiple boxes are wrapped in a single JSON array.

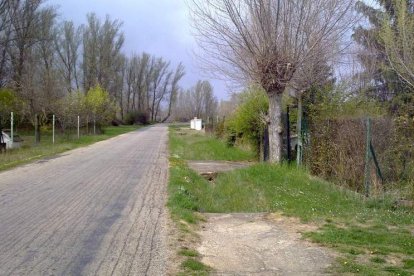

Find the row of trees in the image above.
[
  {"left": 173, "top": 80, "right": 218, "bottom": 122},
  {"left": 0, "top": 0, "right": 219, "bottom": 142}
]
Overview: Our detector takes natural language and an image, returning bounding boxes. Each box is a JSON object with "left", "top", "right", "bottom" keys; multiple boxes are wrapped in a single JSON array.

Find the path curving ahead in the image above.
[{"left": 0, "top": 125, "right": 169, "bottom": 275}]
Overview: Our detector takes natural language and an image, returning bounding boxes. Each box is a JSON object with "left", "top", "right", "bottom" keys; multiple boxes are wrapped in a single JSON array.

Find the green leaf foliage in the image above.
[
  {"left": 0, "top": 88, "right": 24, "bottom": 126},
  {"left": 55, "top": 85, "right": 118, "bottom": 128},
  {"left": 225, "top": 86, "right": 269, "bottom": 156},
  {"left": 85, "top": 85, "right": 118, "bottom": 123}
]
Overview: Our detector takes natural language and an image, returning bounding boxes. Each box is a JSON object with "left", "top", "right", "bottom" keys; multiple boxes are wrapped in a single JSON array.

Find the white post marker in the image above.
[
  {"left": 52, "top": 114, "right": 55, "bottom": 144},
  {"left": 77, "top": 116, "right": 80, "bottom": 139},
  {"left": 10, "top": 112, "right": 14, "bottom": 148}
]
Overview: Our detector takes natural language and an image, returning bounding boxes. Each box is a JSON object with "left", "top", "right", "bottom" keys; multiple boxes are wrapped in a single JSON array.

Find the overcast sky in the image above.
[{"left": 48, "top": 0, "right": 229, "bottom": 100}]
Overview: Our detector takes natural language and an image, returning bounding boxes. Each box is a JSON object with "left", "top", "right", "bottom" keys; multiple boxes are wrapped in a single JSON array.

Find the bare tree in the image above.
[
  {"left": 149, "top": 58, "right": 169, "bottom": 121},
  {"left": 8, "top": 0, "right": 45, "bottom": 89},
  {"left": 6, "top": 0, "right": 57, "bottom": 143},
  {"left": 162, "top": 63, "right": 185, "bottom": 122},
  {"left": 189, "top": 0, "right": 355, "bottom": 162},
  {"left": 83, "top": 13, "right": 124, "bottom": 94},
  {"left": 55, "top": 20, "right": 82, "bottom": 92},
  {"left": 126, "top": 52, "right": 151, "bottom": 113},
  {"left": 0, "top": 0, "right": 13, "bottom": 87}
]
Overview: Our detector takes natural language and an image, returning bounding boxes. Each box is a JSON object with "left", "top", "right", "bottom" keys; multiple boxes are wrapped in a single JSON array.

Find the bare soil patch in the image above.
[{"left": 198, "top": 213, "right": 335, "bottom": 275}]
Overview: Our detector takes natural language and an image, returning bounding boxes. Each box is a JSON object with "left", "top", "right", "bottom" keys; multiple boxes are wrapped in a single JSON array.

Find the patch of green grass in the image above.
[
  {"left": 403, "top": 259, "right": 414, "bottom": 269},
  {"left": 0, "top": 125, "right": 141, "bottom": 171},
  {"left": 384, "top": 266, "right": 411, "bottom": 275},
  {"left": 304, "top": 224, "right": 414, "bottom": 255},
  {"left": 168, "top": 157, "right": 208, "bottom": 224},
  {"left": 179, "top": 248, "right": 199, "bottom": 257},
  {"left": 337, "top": 258, "right": 378, "bottom": 275},
  {"left": 181, "top": 258, "right": 210, "bottom": 272},
  {"left": 371, "top": 256, "right": 386, "bottom": 264},
  {"left": 169, "top": 126, "right": 255, "bottom": 161}
]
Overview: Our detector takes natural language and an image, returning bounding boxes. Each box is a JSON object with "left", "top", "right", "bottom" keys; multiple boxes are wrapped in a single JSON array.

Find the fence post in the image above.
[
  {"left": 10, "top": 112, "right": 13, "bottom": 148},
  {"left": 77, "top": 116, "right": 80, "bottom": 139},
  {"left": 364, "top": 118, "right": 372, "bottom": 197},
  {"left": 286, "top": 106, "right": 291, "bottom": 162},
  {"left": 52, "top": 114, "right": 55, "bottom": 144},
  {"left": 296, "top": 96, "right": 303, "bottom": 166}
]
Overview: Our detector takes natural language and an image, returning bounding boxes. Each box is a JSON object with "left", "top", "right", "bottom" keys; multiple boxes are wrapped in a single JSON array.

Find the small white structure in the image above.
[
  {"left": 1, "top": 131, "right": 23, "bottom": 149},
  {"left": 190, "top": 117, "right": 203, "bottom": 131},
  {"left": 195, "top": 118, "right": 203, "bottom": 131}
]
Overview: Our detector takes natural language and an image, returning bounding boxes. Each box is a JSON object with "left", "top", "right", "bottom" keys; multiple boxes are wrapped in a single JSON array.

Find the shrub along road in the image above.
[{"left": 0, "top": 125, "right": 169, "bottom": 275}]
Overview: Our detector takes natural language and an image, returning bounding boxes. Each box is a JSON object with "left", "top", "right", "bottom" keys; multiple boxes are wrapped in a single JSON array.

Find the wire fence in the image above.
[
  {"left": 0, "top": 112, "right": 102, "bottom": 150},
  {"left": 303, "top": 116, "right": 414, "bottom": 200}
]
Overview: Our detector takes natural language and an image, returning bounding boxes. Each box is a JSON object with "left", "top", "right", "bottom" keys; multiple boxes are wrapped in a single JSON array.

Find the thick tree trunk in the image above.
[{"left": 268, "top": 92, "right": 283, "bottom": 163}]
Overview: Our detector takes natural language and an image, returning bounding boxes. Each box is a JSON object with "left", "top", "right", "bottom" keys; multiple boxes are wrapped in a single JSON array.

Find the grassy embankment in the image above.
[
  {"left": 168, "top": 125, "right": 414, "bottom": 275},
  {"left": 0, "top": 125, "right": 141, "bottom": 171}
]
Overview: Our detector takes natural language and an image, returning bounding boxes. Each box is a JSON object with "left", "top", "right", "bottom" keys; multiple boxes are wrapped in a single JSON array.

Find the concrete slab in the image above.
[
  {"left": 187, "top": 161, "right": 254, "bottom": 174},
  {"left": 198, "top": 213, "right": 334, "bottom": 275}
]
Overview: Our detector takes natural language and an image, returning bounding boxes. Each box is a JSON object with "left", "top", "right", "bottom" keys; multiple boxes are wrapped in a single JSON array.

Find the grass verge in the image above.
[
  {"left": 168, "top": 125, "right": 254, "bottom": 274},
  {"left": 169, "top": 125, "right": 255, "bottom": 161},
  {"left": 0, "top": 125, "right": 141, "bottom": 171},
  {"left": 168, "top": 125, "right": 414, "bottom": 275}
]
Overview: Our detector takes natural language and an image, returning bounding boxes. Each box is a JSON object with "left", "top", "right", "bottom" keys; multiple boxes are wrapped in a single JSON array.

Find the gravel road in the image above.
[{"left": 0, "top": 125, "right": 169, "bottom": 276}]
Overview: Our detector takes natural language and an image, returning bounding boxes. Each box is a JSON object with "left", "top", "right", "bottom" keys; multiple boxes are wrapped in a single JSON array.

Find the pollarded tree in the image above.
[{"left": 189, "top": 0, "right": 355, "bottom": 163}]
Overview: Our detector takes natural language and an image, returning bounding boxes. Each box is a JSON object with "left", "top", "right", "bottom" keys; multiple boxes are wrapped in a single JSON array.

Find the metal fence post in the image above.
[
  {"left": 10, "top": 112, "right": 13, "bottom": 148},
  {"left": 77, "top": 116, "right": 80, "bottom": 139},
  {"left": 296, "top": 96, "right": 303, "bottom": 166},
  {"left": 364, "top": 118, "right": 372, "bottom": 197},
  {"left": 52, "top": 114, "right": 55, "bottom": 144},
  {"left": 286, "top": 106, "right": 291, "bottom": 162}
]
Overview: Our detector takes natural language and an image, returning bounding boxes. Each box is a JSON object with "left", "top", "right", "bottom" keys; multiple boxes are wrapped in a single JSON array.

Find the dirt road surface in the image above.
[{"left": 0, "top": 125, "right": 169, "bottom": 275}]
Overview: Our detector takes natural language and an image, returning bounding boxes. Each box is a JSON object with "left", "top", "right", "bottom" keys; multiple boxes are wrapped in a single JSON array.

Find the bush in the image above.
[
  {"left": 225, "top": 86, "right": 269, "bottom": 157},
  {"left": 124, "top": 111, "right": 149, "bottom": 125},
  {"left": 111, "top": 119, "right": 123, "bottom": 126},
  {"left": 214, "top": 120, "right": 226, "bottom": 138}
]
